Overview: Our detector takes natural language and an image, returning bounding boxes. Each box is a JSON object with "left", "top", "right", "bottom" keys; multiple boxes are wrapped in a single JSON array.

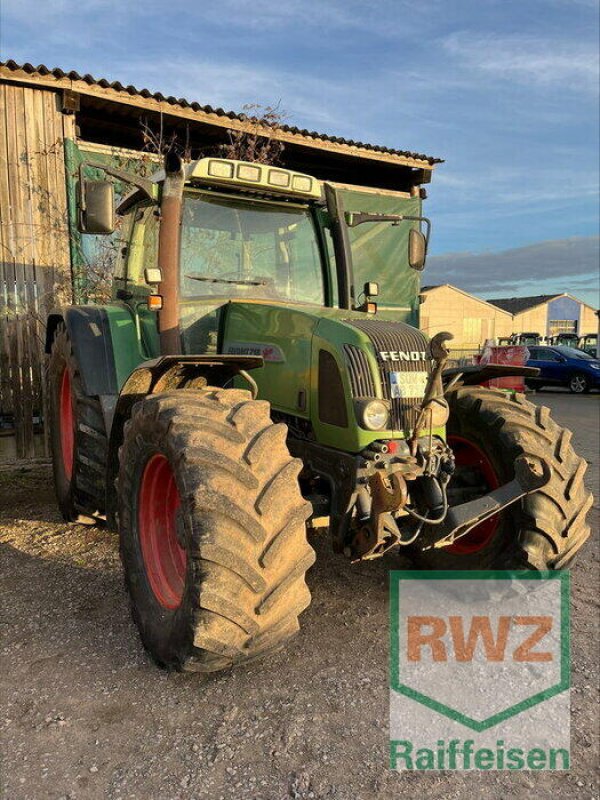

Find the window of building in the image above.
[{"left": 549, "top": 319, "right": 577, "bottom": 336}]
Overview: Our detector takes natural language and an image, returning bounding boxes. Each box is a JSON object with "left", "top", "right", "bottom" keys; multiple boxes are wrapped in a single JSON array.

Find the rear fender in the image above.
[
  {"left": 46, "top": 305, "right": 147, "bottom": 435},
  {"left": 46, "top": 307, "right": 120, "bottom": 396},
  {"left": 46, "top": 304, "right": 152, "bottom": 393}
]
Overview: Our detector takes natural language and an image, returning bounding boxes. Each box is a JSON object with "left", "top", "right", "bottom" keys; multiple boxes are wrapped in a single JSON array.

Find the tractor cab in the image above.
[{"left": 549, "top": 332, "right": 580, "bottom": 349}]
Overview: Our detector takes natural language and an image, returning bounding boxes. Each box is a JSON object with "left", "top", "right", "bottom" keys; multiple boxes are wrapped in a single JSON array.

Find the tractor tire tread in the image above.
[
  {"left": 118, "top": 388, "right": 315, "bottom": 671},
  {"left": 446, "top": 387, "right": 592, "bottom": 569},
  {"left": 47, "top": 323, "right": 107, "bottom": 519}
]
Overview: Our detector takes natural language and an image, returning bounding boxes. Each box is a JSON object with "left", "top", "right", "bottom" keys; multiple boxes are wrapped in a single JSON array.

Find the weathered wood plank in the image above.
[
  {"left": 3, "top": 84, "right": 26, "bottom": 456},
  {"left": 0, "top": 84, "right": 14, "bottom": 421},
  {"left": 9, "top": 85, "right": 35, "bottom": 457},
  {"left": 22, "top": 88, "right": 45, "bottom": 456}
]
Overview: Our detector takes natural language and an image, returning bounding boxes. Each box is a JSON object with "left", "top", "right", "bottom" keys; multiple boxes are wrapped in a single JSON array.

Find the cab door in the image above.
[{"left": 119, "top": 203, "right": 161, "bottom": 359}]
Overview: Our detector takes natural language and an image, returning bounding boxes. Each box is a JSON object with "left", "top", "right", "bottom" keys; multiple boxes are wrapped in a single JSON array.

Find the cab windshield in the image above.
[{"left": 180, "top": 192, "right": 326, "bottom": 305}]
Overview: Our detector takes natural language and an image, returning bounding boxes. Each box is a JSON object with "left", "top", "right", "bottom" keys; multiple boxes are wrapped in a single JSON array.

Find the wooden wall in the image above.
[
  {"left": 579, "top": 304, "right": 599, "bottom": 336},
  {"left": 0, "top": 82, "right": 75, "bottom": 460}
]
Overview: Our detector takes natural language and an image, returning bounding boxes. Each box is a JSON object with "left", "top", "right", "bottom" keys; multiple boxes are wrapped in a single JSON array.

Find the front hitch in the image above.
[{"left": 424, "top": 455, "right": 552, "bottom": 549}]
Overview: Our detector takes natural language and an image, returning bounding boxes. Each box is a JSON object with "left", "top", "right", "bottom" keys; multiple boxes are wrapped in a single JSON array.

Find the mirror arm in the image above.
[
  {"left": 78, "top": 161, "right": 156, "bottom": 212},
  {"left": 345, "top": 212, "right": 431, "bottom": 246}
]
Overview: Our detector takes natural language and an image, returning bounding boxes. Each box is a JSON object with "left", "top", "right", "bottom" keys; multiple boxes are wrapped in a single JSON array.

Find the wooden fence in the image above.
[{"left": 0, "top": 82, "right": 75, "bottom": 461}]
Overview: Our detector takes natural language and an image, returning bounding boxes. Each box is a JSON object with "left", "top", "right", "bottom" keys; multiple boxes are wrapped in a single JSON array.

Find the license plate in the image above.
[{"left": 389, "top": 371, "right": 428, "bottom": 399}]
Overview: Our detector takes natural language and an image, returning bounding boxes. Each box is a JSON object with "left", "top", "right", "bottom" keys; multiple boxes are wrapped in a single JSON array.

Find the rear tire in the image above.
[
  {"left": 413, "top": 387, "right": 592, "bottom": 570},
  {"left": 47, "top": 323, "right": 108, "bottom": 520},
  {"left": 117, "top": 388, "right": 315, "bottom": 672}
]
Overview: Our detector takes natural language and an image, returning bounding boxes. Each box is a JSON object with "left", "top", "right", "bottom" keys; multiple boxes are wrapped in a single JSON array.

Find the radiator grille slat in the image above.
[{"left": 344, "top": 345, "right": 376, "bottom": 397}]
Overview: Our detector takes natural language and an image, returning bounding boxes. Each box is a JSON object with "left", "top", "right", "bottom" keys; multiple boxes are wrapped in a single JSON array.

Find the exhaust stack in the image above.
[{"left": 157, "top": 151, "right": 185, "bottom": 355}]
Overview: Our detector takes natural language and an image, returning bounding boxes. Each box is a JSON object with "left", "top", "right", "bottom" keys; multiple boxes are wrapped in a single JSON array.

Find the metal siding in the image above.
[{"left": 547, "top": 296, "right": 581, "bottom": 334}]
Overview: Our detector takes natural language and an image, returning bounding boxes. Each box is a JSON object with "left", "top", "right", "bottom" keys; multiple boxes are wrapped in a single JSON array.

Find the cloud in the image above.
[
  {"left": 426, "top": 236, "right": 600, "bottom": 305},
  {"left": 442, "top": 32, "right": 600, "bottom": 92}
]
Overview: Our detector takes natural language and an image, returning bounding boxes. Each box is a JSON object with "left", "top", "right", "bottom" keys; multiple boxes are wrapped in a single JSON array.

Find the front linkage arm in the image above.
[{"left": 422, "top": 454, "right": 552, "bottom": 550}]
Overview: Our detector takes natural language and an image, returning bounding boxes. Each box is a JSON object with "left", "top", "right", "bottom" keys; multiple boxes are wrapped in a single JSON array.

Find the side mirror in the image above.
[
  {"left": 364, "top": 281, "right": 379, "bottom": 298},
  {"left": 409, "top": 228, "right": 427, "bottom": 271},
  {"left": 79, "top": 180, "right": 115, "bottom": 234}
]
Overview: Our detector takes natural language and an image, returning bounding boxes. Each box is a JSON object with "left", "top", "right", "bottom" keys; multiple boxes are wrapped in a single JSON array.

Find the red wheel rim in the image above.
[
  {"left": 138, "top": 454, "right": 186, "bottom": 609},
  {"left": 59, "top": 368, "right": 75, "bottom": 479},
  {"left": 446, "top": 435, "right": 501, "bottom": 554}
]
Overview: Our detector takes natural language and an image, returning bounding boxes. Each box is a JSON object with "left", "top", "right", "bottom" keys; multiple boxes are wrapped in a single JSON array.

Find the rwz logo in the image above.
[{"left": 407, "top": 615, "right": 553, "bottom": 663}]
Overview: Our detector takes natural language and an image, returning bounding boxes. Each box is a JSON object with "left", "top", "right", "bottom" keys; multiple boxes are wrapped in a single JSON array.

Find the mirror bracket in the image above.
[{"left": 78, "top": 161, "right": 157, "bottom": 234}]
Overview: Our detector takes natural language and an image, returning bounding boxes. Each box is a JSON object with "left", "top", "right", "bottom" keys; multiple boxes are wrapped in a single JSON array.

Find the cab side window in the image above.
[
  {"left": 126, "top": 205, "right": 159, "bottom": 289},
  {"left": 112, "top": 209, "right": 134, "bottom": 289}
]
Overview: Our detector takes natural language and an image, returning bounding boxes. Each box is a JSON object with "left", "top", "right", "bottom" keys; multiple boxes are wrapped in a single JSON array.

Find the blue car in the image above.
[{"left": 526, "top": 345, "right": 600, "bottom": 393}]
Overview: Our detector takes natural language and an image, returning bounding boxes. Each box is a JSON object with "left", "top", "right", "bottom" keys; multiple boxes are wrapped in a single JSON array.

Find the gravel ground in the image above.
[{"left": 1, "top": 391, "right": 598, "bottom": 800}]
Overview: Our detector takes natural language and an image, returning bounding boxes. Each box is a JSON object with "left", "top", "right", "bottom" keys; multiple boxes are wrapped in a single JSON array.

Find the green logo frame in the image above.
[{"left": 389, "top": 570, "right": 570, "bottom": 732}]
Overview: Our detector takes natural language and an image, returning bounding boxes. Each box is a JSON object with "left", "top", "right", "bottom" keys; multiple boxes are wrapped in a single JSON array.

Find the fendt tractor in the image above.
[{"left": 47, "top": 151, "right": 592, "bottom": 672}]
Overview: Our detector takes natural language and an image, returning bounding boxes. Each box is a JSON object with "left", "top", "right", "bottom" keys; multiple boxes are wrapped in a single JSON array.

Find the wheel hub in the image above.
[{"left": 138, "top": 454, "right": 187, "bottom": 609}]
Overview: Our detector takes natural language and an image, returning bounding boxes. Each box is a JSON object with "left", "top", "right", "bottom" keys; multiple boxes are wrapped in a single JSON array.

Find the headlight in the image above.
[
  {"left": 358, "top": 399, "right": 390, "bottom": 430},
  {"left": 589, "top": 363, "right": 600, "bottom": 370}
]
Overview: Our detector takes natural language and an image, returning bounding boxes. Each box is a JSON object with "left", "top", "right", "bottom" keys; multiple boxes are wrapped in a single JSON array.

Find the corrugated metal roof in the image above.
[
  {"left": 487, "top": 294, "right": 562, "bottom": 314},
  {"left": 0, "top": 60, "right": 443, "bottom": 166}
]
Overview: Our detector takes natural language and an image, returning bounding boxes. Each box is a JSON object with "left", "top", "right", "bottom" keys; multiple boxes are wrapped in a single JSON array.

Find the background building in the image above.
[
  {"left": 420, "top": 284, "right": 514, "bottom": 349},
  {"left": 487, "top": 293, "right": 598, "bottom": 339},
  {"left": 420, "top": 285, "right": 598, "bottom": 350}
]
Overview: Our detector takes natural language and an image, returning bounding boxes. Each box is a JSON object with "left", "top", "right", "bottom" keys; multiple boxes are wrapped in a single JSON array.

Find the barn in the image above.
[
  {"left": 0, "top": 60, "right": 441, "bottom": 461},
  {"left": 420, "top": 285, "right": 598, "bottom": 353}
]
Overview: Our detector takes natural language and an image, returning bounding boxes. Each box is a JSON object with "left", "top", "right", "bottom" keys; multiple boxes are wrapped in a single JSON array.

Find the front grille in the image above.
[
  {"left": 344, "top": 345, "right": 376, "bottom": 397},
  {"left": 345, "top": 319, "right": 431, "bottom": 432}
]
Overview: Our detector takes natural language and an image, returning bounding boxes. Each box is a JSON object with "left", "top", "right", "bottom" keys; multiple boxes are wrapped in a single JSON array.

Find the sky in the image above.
[{"left": 1, "top": 0, "right": 599, "bottom": 307}]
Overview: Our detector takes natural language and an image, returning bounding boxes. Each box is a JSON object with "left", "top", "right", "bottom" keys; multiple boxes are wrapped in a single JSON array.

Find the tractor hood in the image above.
[{"left": 219, "top": 300, "right": 433, "bottom": 452}]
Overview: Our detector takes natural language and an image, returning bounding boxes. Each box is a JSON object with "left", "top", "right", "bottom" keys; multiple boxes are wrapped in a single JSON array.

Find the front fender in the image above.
[{"left": 104, "top": 355, "right": 263, "bottom": 528}]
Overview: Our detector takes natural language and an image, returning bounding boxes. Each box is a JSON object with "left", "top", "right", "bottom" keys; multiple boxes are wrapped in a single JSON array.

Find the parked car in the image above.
[{"left": 526, "top": 345, "right": 600, "bottom": 393}]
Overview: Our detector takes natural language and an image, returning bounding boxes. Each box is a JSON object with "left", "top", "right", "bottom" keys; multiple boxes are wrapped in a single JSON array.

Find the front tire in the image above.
[
  {"left": 117, "top": 388, "right": 315, "bottom": 672},
  {"left": 413, "top": 387, "right": 592, "bottom": 570}
]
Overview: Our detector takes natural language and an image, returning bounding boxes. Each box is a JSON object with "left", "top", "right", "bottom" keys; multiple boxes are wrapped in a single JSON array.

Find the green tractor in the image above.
[{"left": 46, "top": 153, "right": 592, "bottom": 672}]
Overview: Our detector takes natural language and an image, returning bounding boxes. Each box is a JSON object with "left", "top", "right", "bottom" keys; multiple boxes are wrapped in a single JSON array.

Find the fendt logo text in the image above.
[
  {"left": 379, "top": 350, "right": 428, "bottom": 362},
  {"left": 389, "top": 572, "right": 570, "bottom": 771}
]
